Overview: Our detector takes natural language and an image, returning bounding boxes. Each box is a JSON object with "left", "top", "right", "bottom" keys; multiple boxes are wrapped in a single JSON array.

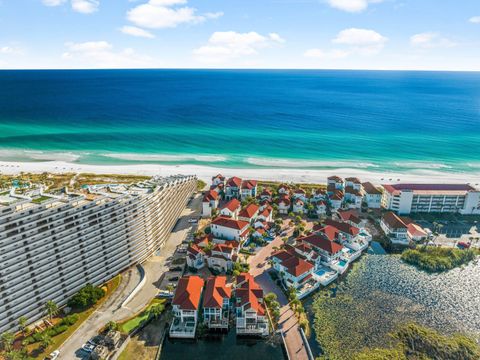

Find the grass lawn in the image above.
[
  {"left": 27, "top": 275, "right": 122, "bottom": 359},
  {"left": 118, "top": 299, "right": 166, "bottom": 334},
  {"left": 31, "top": 195, "right": 52, "bottom": 204}
]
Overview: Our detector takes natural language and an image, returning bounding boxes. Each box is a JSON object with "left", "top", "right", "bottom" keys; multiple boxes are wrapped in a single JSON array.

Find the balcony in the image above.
[{"left": 169, "top": 318, "right": 197, "bottom": 339}]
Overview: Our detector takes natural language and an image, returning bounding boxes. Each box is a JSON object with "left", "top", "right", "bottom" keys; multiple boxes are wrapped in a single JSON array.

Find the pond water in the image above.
[
  {"left": 160, "top": 331, "right": 285, "bottom": 360},
  {"left": 304, "top": 254, "right": 480, "bottom": 356}
]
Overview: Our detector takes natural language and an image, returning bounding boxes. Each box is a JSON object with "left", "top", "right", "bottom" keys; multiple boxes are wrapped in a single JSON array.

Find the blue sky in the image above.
[{"left": 0, "top": 0, "right": 479, "bottom": 70}]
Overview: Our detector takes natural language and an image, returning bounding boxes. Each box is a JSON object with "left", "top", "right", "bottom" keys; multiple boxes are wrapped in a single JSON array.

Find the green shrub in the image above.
[
  {"left": 401, "top": 247, "right": 478, "bottom": 273},
  {"left": 61, "top": 313, "right": 79, "bottom": 326},
  {"left": 67, "top": 284, "right": 105, "bottom": 308}
]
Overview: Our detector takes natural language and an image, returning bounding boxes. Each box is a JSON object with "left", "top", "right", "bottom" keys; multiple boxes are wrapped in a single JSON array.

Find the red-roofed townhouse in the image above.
[
  {"left": 380, "top": 212, "right": 409, "bottom": 245},
  {"left": 315, "top": 200, "right": 327, "bottom": 217},
  {"left": 212, "top": 174, "right": 226, "bottom": 187},
  {"left": 292, "top": 188, "right": 307, "bottom": 202},
  {"left": 337, "top": 209, "right": 363, "bottom": 228},
  {"left": 362, "top": 182, "right": 382, "bottom": 209},
  {"left": 170, "top": 276, "right": 205, "bottom": 338},
  {"left": 277, "top": 196, "right": 291, "bottom": 215},
  {"left": 345, "top": 177, "right": 362, "bottom": 191},
  {"left": 257, "top": 205, "right": 273, "bottom": 222},
  {"left": 271, "top": 249, "right": 314, "bottom": 291},
  {"left": 344, "top": 186, "right": 363, "bottom": 209},
  {"left": 325, "top": 219, "right": 360, "bottom": 242},
  {"left": 294, "top": 243, "right": 322, "bottom": 269},
  {"left": 203, "top": 276, "right": 231, "bottom": 329},
  {"left": 234, "top": 273, "right": 269, "bottom": 336},
  {"left": 186, "top": 244, "right": 206, "bottom": 270},
  {"left": 329, "top": 190, "right": 344, "bottom": 210},
  {"left": 278, "top": 184, "right": 291, "bottom": 195},
  {"left": 312, "top": 188, "right": 327, "bottom": 202},
  {"left": 206, "top": 243, "right": 239, "bottom": 273},
  {"left": 259, "top": 188, "right": 273, "bottom": 202},
  {"left": 327, "top": 176, "right": 344, "bottom": 192},
  {"left": 211, "top": 217, "right": 250, "bottom": 243},
  {"left": 241, "top": 180, "right": 258, "bottom": 200},
  {"left": 293, "top": 198, "right": 305, "bottom": 214},
  {"left": 299, "top": 233, "right": 346, "bottom": 272},
  {"left": 238, "top": 203, "right": 260, "bottom": 223},
  {"left": 220, "top": 198, "right": 241, "bottom": 219},
  {"left": 225, "top": 177, "right": 242, "bottom": 200},
  {"left": 202, "top": 189, "right": 219, "bottom": 217}
]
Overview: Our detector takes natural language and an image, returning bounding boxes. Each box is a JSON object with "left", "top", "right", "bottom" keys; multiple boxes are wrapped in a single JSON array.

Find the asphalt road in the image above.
[{"left": 57, "top": 193, "right": 201, "bottom": 359}]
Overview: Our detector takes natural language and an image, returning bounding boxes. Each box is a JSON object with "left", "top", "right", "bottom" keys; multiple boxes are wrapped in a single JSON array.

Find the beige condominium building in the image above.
[{"left": 0, "top": 175, "right": 196, "bottom": 333}]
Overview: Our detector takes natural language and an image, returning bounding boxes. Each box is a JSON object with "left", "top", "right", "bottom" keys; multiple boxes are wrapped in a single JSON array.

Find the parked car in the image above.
[
  {"left": 45, "top": 350, "right": 60, "bottom": 360},
  {"left": 188, "top": 218, "right": 198, "bottom": 224},
  {"left": 157, "top": 290, "right": 174, "bottom": 298},
  {"left": 168, "top": 276, "right": 179, "bottom": 282},
  {"left": 169, "top": 266, "right": 183, "bottom": 272},
  {"left": 82, "top": 344, "right": 95, "bottom": 353},
  {"left": 457, "top": 242, "right": 471, "bottom": 249}
]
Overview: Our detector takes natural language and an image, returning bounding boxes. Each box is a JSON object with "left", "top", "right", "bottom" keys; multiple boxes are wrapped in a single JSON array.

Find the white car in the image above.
[
  {"left": 188, "top": 218, "right": 198, "bottom": 223},
  {"left": 82, "top": 344, "right": 95, "bottom": 353},
  {"left": 46, "top": 350, "right": 60, "bottom": 360}
]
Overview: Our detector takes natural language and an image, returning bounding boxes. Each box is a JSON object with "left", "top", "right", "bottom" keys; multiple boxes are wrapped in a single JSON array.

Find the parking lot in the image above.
[{"left": 415, "top": 218, "right": 479, "bottom": 248}]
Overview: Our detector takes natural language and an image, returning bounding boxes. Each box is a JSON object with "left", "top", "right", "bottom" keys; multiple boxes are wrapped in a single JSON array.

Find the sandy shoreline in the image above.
[{"left": 1, "top": 160, "right": 479, "bottom": 186}]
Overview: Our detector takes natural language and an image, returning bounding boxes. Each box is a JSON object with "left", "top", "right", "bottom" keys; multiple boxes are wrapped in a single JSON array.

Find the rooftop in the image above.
[{"left": 172, "top": 276, "right": 205, "bottom": 311}]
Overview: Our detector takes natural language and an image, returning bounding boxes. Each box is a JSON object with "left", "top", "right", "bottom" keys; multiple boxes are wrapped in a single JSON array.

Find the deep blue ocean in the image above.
[{"left": 0, "top": 69, "right": 479, "bottom": 174}]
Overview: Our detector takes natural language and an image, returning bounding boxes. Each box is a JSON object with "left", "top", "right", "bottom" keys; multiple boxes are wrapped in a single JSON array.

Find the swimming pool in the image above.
[
  {"left": 315, "top": 269, "right": 326, "bottom": 276},
  {"left": 339, "top": 260, "right": 348, "bottom": 267}
]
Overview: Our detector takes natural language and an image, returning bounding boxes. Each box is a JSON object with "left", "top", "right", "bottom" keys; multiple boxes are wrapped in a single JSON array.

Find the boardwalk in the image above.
[{"left": 248, "top": 231, "right": 310, "bottom": 360}]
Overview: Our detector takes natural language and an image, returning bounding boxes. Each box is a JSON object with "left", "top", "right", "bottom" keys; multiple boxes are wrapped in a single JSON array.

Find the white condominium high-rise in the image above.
[{"left": 0, "top": 175, "right": 196, "bottom": 333}]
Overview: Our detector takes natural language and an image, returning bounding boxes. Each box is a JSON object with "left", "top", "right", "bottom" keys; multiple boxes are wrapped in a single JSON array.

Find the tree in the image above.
[
  {"left": 1, "top": 331, "right": 15, "bottom": 352},
  {"left": 150, "top": 304, "right": 164, "bottom": 320},
  {"left": 106, "top": 321, "right": 118, "bottom": 332},
  {"left": 17, "top": 316, "right": 28, "bottom": 336},
  {"left": 44, "top": 300, "right": 59, "bottom": 320},
  {"left": 39, "top": 332, "right": 52, "bottom": 350}
]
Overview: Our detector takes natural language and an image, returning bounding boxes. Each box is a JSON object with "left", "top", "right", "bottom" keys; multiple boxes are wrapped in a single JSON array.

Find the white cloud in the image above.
[
  {"left": 120, "top": 25, "right": 155, "bottom": 39},
  {"left": 0, "top": 46, "right": 24, "bottom": 55},
  {"left": 410, "top": 32, "right": 456, "bottom": 48},
  {"left": 304, "top": 48, "right": 349, "bottom": 59},
  {"left": 71, "top": 0, "right": 99, "bottom": 14},
  {"left": 127, "top": 0, "right": 222, "bottom": 29},
  {"left": 63, "top": 41, "right": 152, "bottom": 68},
  {"left": 326, "top": 0, "right": 383, "bottom": 13},
  {"left": 193, "top": 31, "right": 284, "bottom": 63},
  {"left": 42, "top": 0, "right": 67, "bottom": 6},
  {"left": 469, "top": 16, "right": 480, "bottom": 24},
  {"left": 304, "top": 28, "right": 387, "bottom": 61}
]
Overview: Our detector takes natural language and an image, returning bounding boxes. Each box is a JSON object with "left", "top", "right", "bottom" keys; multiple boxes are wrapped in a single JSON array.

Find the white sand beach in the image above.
[{"left": 1, "top": 160, "right": 479, "bottom": 186}]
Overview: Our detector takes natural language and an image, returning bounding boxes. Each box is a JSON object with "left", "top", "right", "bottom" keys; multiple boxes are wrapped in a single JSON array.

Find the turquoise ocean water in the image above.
[{"left": 0, "top": 69, "right": 479, "bottom": 175}]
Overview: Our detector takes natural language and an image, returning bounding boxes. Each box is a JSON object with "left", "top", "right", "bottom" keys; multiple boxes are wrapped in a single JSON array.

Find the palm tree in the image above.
[
  {"left": 44, "top": 300, "right": 59, "bottom": 320},
  {"left": 106, "top": 321, "right": 118, "bottom": 332},
  {"left": 17, "top": 316, "right": 28, "bottom": 336},
  {"left": 1, "top": 331, "right": 15, "bottom": 352},
  {"left": 39, "top": 333, "right": 52, "bottom": 350}
]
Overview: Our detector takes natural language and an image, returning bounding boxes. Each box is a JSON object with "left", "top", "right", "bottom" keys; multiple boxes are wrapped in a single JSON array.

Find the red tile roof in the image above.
[
  {"left": 345, "top": 186, "right": 362, "bottom": 196},
  {"left": 241, "top": 180, "right": 257, "bottom": 190},
  {"left": 383, "top": 183, "right": 475, "bottom": 195},
  {"left": 203, "top": 276, "right": 231, "bottom": 309},
  {"left": 299, "top": 233, "right": 343, "bottom": 254},
  {"left": 239, "top": 203, "right": 260, "bottom": 219},
  {"left": 227, "top": 176, "right": 242, "bottom": 188},
  {"left": 282, "top": 256, "right": 314, "bottom": 277},
  {"left": 235, "top": 273, "right": 265, "bottom": 316},
  {"left": 319, "top": 225, "right": 340, "bottom": 241},
  {"left": 328, "top": 175, "right": 343, "bottom": 182},
  {"left": 221, "top": 198, "right": 241, "bottom": 212},
  {"left": 345, "top": 177, "right": 361, "bottom": 184},
  {"left": 325, "top": 219, "right": 360, "bottom": 236},
  {"left": 172, "top": 276, "right": 204, "bottom": 311},
  {"left": 187, "top": 243, "right": 204, "bottom": 256},
  {"left": 211, "top": 216, "right": 250, "bottom": 230},
  {"left": 212, "top": 174, "right": 225, "bottom": 181},
  {"left": 338, "top": 210, "right": 362, "bottom": 225},
  {"left": 330, "top": 191, "right": 344, "bottom": 200},
  {"left": 203, "top": 190, "right": 219, "bottom": 202},
  {"left": 362, "top": 182, "right": 382, "bottom": 195},
  {"left": 382, "top": 212, "right": 408, "bottom": 229}
]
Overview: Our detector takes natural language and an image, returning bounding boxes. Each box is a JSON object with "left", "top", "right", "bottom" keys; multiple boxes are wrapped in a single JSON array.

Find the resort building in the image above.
[
  {"left": 202, "top": 189, "right": 219, "bottom": 217},
  {"left": 299, "top": 233, "right": 345, "bottom": 271},
  {"left": 337, "top": 209, "right": 363, "bottom": 229},
  {"left": 234, "top": 273, "right": 269, "bottom": 336},
  {"left": 271, "top": 249, "right": 314, "bottom": 290},
  {"left": 219, "top": 198, "right": 241, "bottom": 219},
  {"left": 170, "top": 276, "right": 205, "bottom": 338},
  {"left": 212, "top": 174, "right": 226, "bottom": 187},
  {"left": 259, "top": 188, "right": 273, "bottom": 202},
  {"left": 329, "top": 191, "right": 344, "bottom": 210},
  {"left": 315, "top": 200, "right": 327, "bottom": 217},
  {"left": 277, "top": 184, "right": 290, "bottom": 195},
  {"left": 203, "top": 276, "right": 231, "bottom": 330},
  {"left": 277, "top": 196, "right": 291, "bottom": 215},
  {"left": 210, "top": 217, "right": 250, "bottom": 242},
  {"left": 327, "top": 176, "right": 344, "bottom": 193},
  {"left": 381, "top": 183, "right": 480, "bottom": 215},
  {"left": 362, "top": 182, "right": 382, "bottom": 209},
  {"left": 0, "top": 175, "right": 196, "bottom": 334},
  {"left": 344, "top": 186, "right": 363, "bottom": 209},
  {"left": 292, "top": 199, "right": 305, "bottom": 214},
  {"left": 206, "top": 242, "right": 239, "bottom": 273}
]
